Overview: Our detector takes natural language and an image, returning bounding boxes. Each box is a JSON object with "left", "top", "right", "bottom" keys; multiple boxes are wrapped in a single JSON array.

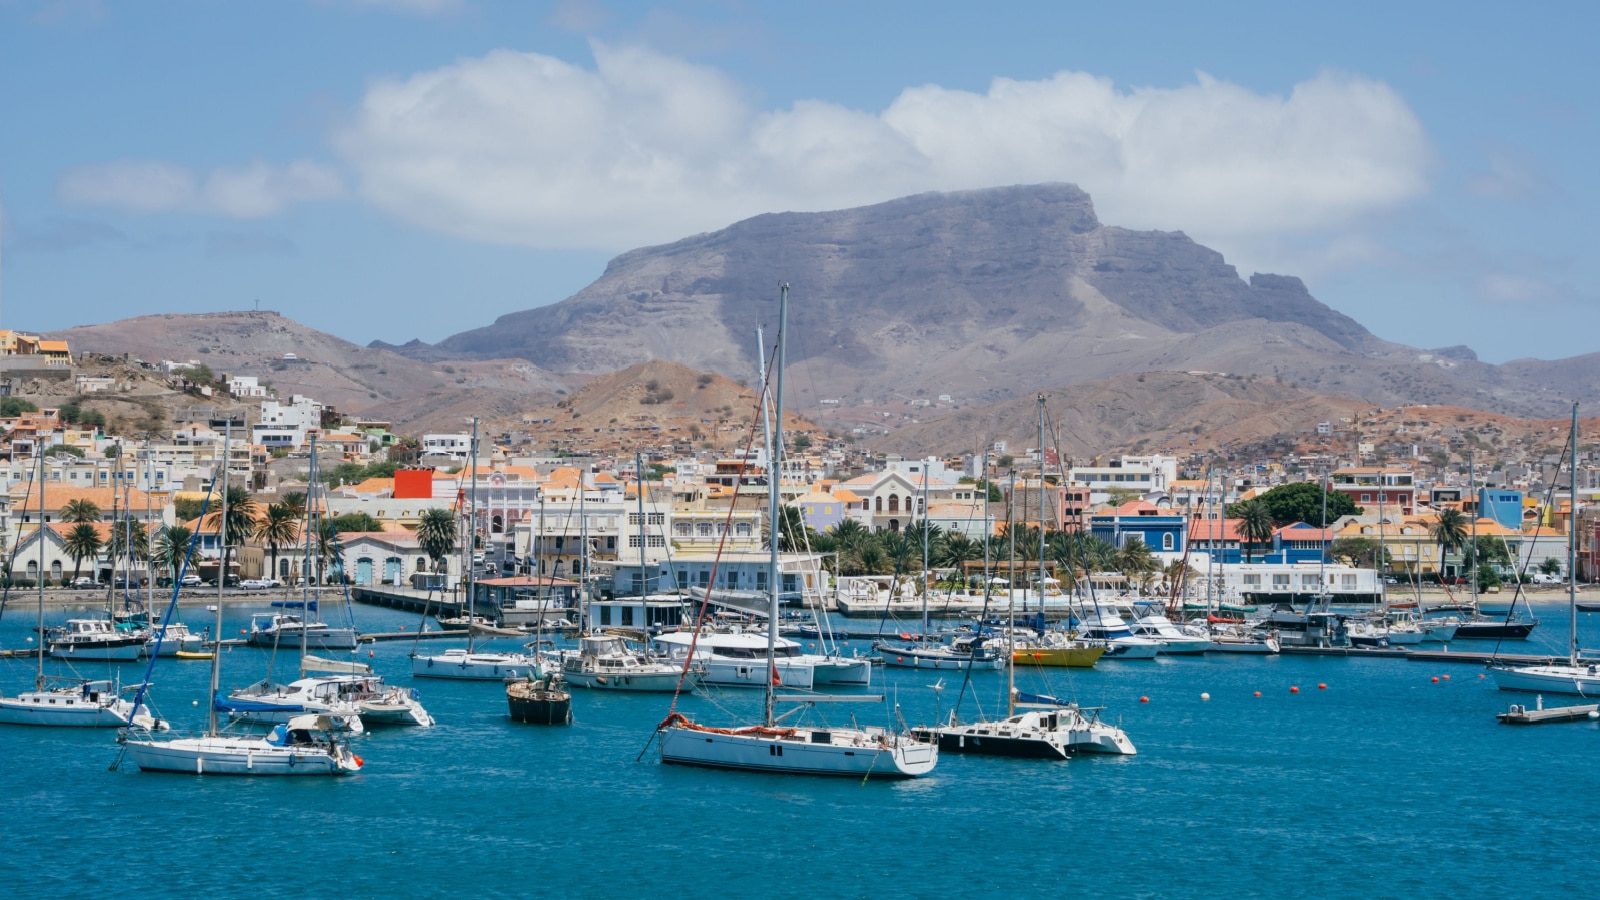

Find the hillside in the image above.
[
  {"left": 389, "top": 183, "right": 1597, "bottom": 418},
  {"left": 864, "top": 372, "right": 1368, "bottom": 459},
  {"left": 488, "top": 359, "right": 820, "bottom": 453},
  {"left": 49, "top": 311, "right": 570, "bottom": 430}
]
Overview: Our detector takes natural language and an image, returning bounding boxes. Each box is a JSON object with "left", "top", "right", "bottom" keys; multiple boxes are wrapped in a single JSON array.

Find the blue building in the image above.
[
  {"left": 1477, "top": 488, "right": 1524, "bottom": 531},
  {"left": 1089, "top": 501, "right": 1187, "bottom": 554},
  {"left": 1271, "top": 523, "right": 1333, "bottom": 565}
]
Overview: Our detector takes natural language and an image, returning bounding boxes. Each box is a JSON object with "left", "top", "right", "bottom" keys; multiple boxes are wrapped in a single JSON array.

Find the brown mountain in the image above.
[
  {"left": 490, "top": 359, "right": 819, "bottom": 453},
  {"left": 390, "top": 183, "right": 1594, "bottom": 418},
  {"left": 49, "top": 310, "right": 570, "bottom": 430}
]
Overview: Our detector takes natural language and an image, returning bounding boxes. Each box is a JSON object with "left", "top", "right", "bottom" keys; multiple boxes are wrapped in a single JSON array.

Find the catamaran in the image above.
[{"left": 656, "top": 285, "right": 938, "bottom": 778}]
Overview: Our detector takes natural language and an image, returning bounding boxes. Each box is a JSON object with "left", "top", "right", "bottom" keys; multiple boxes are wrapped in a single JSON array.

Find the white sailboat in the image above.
[
  {"left": 118, "top": 424, "right": 364, "bottom": 776},
  {"left": 411, "top": 419, "right": 542, "bottom": 681},
  {"left": 657, "top": 284, "right": 938, "bottom": 778},
  {"left": 1493, "top": 405, "right": 1597, "bottom": 695},
  {"left": 0, "top": 454, "right": 165, "bottom": 729}
]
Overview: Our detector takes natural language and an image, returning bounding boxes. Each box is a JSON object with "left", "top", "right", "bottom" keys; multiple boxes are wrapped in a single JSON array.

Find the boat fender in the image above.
[{"left": 427, "top": 658, "right": 433, "bottom": 668}]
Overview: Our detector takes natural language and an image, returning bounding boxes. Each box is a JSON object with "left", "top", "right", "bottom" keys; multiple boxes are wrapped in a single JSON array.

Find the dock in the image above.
[
  {"left": 1497, "top": 701, "right": 1600, "bottom": 725},
  {"left": 1279, "top": 646, "right": 1568, "bottom": 666}
]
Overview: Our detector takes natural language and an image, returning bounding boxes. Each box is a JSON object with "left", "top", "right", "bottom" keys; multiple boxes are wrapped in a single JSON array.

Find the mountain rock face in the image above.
[{"left": 409, "top": 185, "right": 1394, "bottom": 408}]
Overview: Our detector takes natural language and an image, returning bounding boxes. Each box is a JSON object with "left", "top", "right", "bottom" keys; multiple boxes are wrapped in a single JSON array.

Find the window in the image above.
[
  {"left": 1302, "top": 575, "right": 1320, "bottom": 587},
  {"left": 1341, "top": 574, "right": 1356, "bottom": 589},
  {"left": 647, "top": 513, "right": 665, "bottom": 525},
  {"left": 696, "top": 523, "right": 713, "bottom": 537},
  {"left": 734, "top": 523, "right": 752, "bottom": 538},
  {"left": 675, "top": 522, "right": 691, "bottom": 537},
  {"left": 1243, "top": 574, "right": 1261, "bottom": 586},
  {"left": 675, "top": 570, "right": 689, "bottom": 589},
  {"left": 1272, "top": 574, "right": 1290, "bottom": 588},
  {"left": 1361, "top": 494, "right": 1372, "bottom": 503},
  {"left": 756, "top": 571, "right": 768, "bottom": 591},
  {"left": 1162, "top": 533, "right": 1174, "bottom": 551},
  {"left": 648, "top": 535, "right": 665, "bottom": 548}
]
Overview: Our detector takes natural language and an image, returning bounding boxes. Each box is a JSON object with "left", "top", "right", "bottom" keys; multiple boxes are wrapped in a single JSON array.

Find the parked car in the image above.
[
  {"left": 261, "top": 577, "right": 284, "bottom": 588},
  {"left": 69, "top": 576, "right": 96, "bottom": 590},
  {"left": 1532, "top": 573, "right": 1561, "bottom": 585},
  {"left": 179, "top": 574, "right": 203, "bottom": 587},
  {"left": 238, "top": 579, "right": 270, "bottom": 591}
]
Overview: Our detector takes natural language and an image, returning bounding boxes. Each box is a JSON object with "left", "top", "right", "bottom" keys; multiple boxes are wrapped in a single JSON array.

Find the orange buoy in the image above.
[
  {"left": 896, "top": 657, "right": 904, "bottom": 663},
  {"left": 1478, "top": 673, "right": 1486, "bottom": 679},
  {"left": 368, "top": 650, "right": 375, "bottom": 658},
  {"left": 352, "top": 754, "right": 364, "bottom": 767},
  {"left": 1431, "top": 676, "right": 1439, "bottom": 683},
  {"left": 1290, "top": 686, "right": 1300, "bottom": 694},
  {"left": 239, "top": 629, "right": 246, "bottom": 635},
  {"left": 1442, "top": 674, "right": 1451, "bottom": 681},
  {"left": 1317, "top": 683, "right": 1327, "bottom": 690},
  {"left": 1253, "top": 691, "right": 1262, "bottom": 697},
  {"left": 1139, "top": 696, "right": 1149, "bottom": 703}
]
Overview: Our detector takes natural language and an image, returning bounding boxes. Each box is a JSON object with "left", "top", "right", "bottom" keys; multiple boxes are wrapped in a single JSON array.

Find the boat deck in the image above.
[{"left": 1497, "top": 703, "right": 1599, "bottom": 725}]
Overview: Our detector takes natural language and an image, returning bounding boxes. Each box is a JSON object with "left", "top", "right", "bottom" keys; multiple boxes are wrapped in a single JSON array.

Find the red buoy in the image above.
[
  {"left": 1442, "top": 674, "right": 1451, "bottom": 681},
  {"left": 1290, "top": 686, "right": 1300, "bottom": 694},
  {"left": 1431, "top": 676, "right": 1439, "bottom": 683},
  {"left": 1317, "top": 683, "right": 1327, "bottom": 690},
  {"left": 1253, "top": 691, "right": 1262, "bottom": 697},
  {"left": 896, "top": 657, "right": 904, "bottom": 663},
  {"left": 1139, "top": 696, "right": 1149, "bottom": 703}
]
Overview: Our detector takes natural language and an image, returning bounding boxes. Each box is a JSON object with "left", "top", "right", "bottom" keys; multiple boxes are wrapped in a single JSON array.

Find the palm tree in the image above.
[
  {"left": 64, "top": 523, "right": 102, "bottom": 582},
  {"left": 108, "top": 517, "right": 149, "bottom": 580},
  {"left": 60, "top": 498, "right": 101, "bottom": 524},
  {"left": 279, "top": 492, "right": 307, "bottom": 518},
  {"left": 155, "top": 524, "right": 193, "bottom": 583},
  {"left": 934, "top": 532, "right": 979, "bottom": 572},
  {"left": 254, "top": 503, "right": 299, "bottom": 583},
  {"left": 1116, "top": 537, "right": 1156, "bottom": 589},
  {"left": 827, "top": 519, "right": 868, "bottom": 550},
  {"left": 1235, "top": 499, "right": 1275, "bottom": 563},
  {"left": 1430, "top": 508, "right": 1469, "bottom": 582},
  {"left": 417, "top": 508, "right": 457, "bottom": 576}
]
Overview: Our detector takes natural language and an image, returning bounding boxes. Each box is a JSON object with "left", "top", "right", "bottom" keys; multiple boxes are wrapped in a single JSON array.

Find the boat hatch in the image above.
[{"left": 811, "top": 731, "right": 832, "bottom": 744}]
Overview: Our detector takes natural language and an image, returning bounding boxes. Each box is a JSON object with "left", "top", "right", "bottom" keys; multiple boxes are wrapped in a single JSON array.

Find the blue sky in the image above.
[{"left": 1, "top": 0, "right": 1595, "bottom": 363}]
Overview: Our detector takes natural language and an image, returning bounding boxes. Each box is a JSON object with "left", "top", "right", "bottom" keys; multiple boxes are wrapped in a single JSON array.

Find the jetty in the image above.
[{"left": 1497, "top": 699, "right": 1600, "bottom": 725}]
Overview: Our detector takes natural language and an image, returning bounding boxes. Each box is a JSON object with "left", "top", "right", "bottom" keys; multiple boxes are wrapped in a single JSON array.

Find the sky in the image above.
[{"left": 0, "top": 0, "right": 1595, "bottom": 363}]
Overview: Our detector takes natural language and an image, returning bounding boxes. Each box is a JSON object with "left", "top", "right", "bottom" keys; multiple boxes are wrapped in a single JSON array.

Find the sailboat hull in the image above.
[
  {"left": 0, "top": 693, "right": 160, "bottom": 728},
  {"left": 1012, "top": 646, "right": 1104, "bottom": 668},
  {"left": 247, "top": 628, "right": 358, "bottom": 651},
  {"left": 506, "top": 683, "right": 572, "bottom": 724},
  {"left": 411, "top": 651, "right": 539, "bottom": 680},
  {"left": 658, "top": 724, "right": 937, "bottom": 778},
  {"left": 1491, "top": 664, "right": 1600, "bottom": 695},
  {"left": 877, "top": 646, "right": 1007, "bottom": 670},
  {"left": 120, "top": 735, "right": 359, "bottom": 776},
  {"left": 914, "top": 727, "right": 1068, "bottom": 760},
  {"left": 47, "top": 639, "right": 144, "bottom": 661},
  {"left": 561, "top": 669, "right": 686, "bottom": 691}
]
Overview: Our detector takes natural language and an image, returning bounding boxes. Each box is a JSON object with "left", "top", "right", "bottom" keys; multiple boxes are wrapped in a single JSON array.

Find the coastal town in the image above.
[{"left": 3, "top": 329, "right": 1589, "bottom": 612}]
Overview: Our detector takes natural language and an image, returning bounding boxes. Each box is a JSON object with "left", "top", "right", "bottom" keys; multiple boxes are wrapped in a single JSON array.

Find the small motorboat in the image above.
[{"left": 507, "top": 675, "right": 571, "bottom": 725}]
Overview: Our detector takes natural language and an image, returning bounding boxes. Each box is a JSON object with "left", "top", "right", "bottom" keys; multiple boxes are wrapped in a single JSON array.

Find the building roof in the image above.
[{"left": 1188, "top": 518, "right": 1244, "bottom": 541}]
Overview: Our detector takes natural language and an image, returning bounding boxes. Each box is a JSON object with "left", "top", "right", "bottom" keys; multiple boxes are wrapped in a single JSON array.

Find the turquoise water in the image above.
[{"left": 1, "top": 599, "right": 1595, "bottom": 899}]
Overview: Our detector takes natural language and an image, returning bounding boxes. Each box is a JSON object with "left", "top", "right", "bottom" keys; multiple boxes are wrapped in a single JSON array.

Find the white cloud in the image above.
[
  {"left": 334, "top": 44, "right": 1432, "bottom": 255},
  {"left": 57, "top": 160, "right": 344, "bottom": 218}
]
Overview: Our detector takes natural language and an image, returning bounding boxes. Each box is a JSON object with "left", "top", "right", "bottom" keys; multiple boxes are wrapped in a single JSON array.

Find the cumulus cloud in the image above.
[
  {"left": 57, "top": 159, "right": 344, "bottom": 218},
  {"left": 333, "top": 44, "right": 1431, "bottom": 253}
]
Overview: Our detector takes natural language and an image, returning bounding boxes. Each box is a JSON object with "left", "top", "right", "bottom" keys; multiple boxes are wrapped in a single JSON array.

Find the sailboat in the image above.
[
  {"left": 1492, "top": 405, "right": 1596, "bottom": 694},
  {"left": 656, "top": 284, "right": 939, "bottom": 778},
  {"left": 0, "top": 455, "right": 167, "bottom": 728},
  {"left": 119, "top": 424, "right": 363, "bottom": 775},
  {"left": 412, "top": 419, "right": 541, "bottom": 681}
]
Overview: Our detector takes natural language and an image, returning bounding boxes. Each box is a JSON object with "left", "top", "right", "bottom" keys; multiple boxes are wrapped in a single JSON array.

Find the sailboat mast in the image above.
[
  {"left": 765, "top": 283, "right": 788, "bottom": 729},
  {"left": 35, "top": 451, "right": 45, "bottom": 691},
  {"left": 635, "top": 452, "right": 648, "bottom": 598},
  {"left": 301, "top": 435, "right": 316, "bottom": 677},
  {"left": 208, "top": 422, "right": 230, "bottom": 737},
  {"left": 1570, "top": 403, "right": 1579, "bottom": 666},
  {"left": 1469, "top": 451, "right": 1478, "bottom": 608},
  {"left": 921, "top": 466, "right": 930, "bottom": 635},
  {"left": 467, "top": 418, "right": 478, "bottom": 649},
  {"left": 1036, "top": 395, "right": 1046, "bottom": 628}
]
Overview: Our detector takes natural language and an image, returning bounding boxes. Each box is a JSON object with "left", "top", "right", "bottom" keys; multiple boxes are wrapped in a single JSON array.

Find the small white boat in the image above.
[
  {"left": 119, "top": 714, "right": 363, "bottom": 776},
  {"left": 411, "top": 647, "right": 540, "bottom": 681},
  {"left": 1075, "top": 612, "right": 1161, "bottom": 659},
  {"left": 554, "top": 634, "right": 690, "bottom": 692},
  {"left": 1130, "top": 613, "right": 1210, "bottom": 655},
  {"left": 226, "top": 675, "right": 433, "bottom": 728},
  {"left": 1206, "top": 623, "right": 1280, "bottom": 654},
  {"left": 651, "top": 630, "right": 872, "bottom": 689},
  {"left": 48, "top": 619, "right": 146, "bottom": 661},
  {"left": 915, "top": 702, "right": 1136, "bottom": 759},
  {"left": 0, "top": 680, "right": 167, "bottom": 729},
  {"left": 1492, "top": 662, "right": 1600, "bottom": 695},
  {"left": 876, "top": 633, "right": 1008, "bottom": 670},
  {"left": 247, "top": 614, "right": 358, "bottom": 651},
  {"left": 146, "top": 621, "right": 205, "bottom": 657}
]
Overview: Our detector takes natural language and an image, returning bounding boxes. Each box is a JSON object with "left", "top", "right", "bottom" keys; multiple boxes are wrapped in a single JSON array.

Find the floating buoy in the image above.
[
  {"left": 368, "top": 650, "right": 375, "bottom": 658},
  {"left": 1253, "top": 691, "right": 1261, "bottom": 697},
  {"left": 1290, "top": 686, "right": 1300, "bottom": 694},
  {"left": 1317, "top": 683, "right": 1327, "bottom": 690},
  {"left": 399, "top": 625, "right": 405, "bottom": 631},
  {"left": 1589, "top": 710, "right": 1599, "bottom": 720},
  {"left": 807, "top": 643, "right": 815, "bottom": 648},
  {"left": 1139, "top": 696, "right": 1149, "bottom": 703},
  {"left": 1478, "top": 674, "right": 1486, "bottom": 679},
  {"left": 239, "top": 629, "right": 247, "bottom": 635},
  {"left": 1442, "top": 674, "right": 1451, "bottom": 681},
  {"left": 1200, "top": 692, "right": 1210, "bottom": 701},
  {"left": 192, "top": 700, "right": 198, "bottom": 706},
  {"left": 1431, "top": 676, "right": 1439, "bottom": 683},
  {"left": 896, "top": 656, "right": 904, "bottom": 663}
]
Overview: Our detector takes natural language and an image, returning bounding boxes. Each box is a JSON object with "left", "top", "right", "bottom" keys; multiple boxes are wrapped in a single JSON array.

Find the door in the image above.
[{"left": 356, "top": 558, "right": 373, "bottom": 585}]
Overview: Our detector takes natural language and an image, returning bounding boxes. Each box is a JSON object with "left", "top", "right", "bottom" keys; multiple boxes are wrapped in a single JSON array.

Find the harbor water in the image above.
[{"left": 1, "top": 597, "right": 1595, "bottom": 898}]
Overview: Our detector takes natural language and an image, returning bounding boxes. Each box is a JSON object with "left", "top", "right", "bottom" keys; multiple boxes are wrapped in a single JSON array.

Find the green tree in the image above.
[
  {"left": 60, "top": 498, "right": 102, "bottom": 524},
  {"left": 1430, "top": 508, "right": 1469, "bottom": 579},
  {"left": 41, "top": 444, "right": 85, "bottom": 458},
  {"left": 331, "top": 512, "right": 383, "bottom": 533},
  {"left": 64, "top": 523, "right": 102, "bottom": 582},
  {"left": 0, "top": 397, "right": 38, "bottom": 417},
  {"left": 279, "top": 492, "right": 307, "bottom": 518},
  {"left": 790, "top": 434, "right": 813, "bottom": 452},
  {"left": 1540, "top": 558, "right": 1564, "bottom": 577},
  {"left": 764, "top": 505, "right": 810, "bottom": 551},
  {"left": 934, "top": 532, "right": 980, "bottom": 571},
  {"left": 155, "top": 525, "right": 194, "bottom": 582},
  {"left": 1330, "top": 537, "right": 1389, "bottom": 569},
  {"left": 172, "top": 496, "right": 206, "bottom": 522},
  {"left": 107, "top": 518, "right": 149, "bottom": 569},
  {"left": 417, "top": 508, "right": 457, "bottom": 575},
  {"left": 219, "top": 486, "right": 258, "bottom": 586},
  {"left": 1104, "top": 487, "right": 1142, "bottom": 507},
  {"left": 1230, "top": 481, "right": 1361, "bottom": 526},
  {"left": 254, "top": 504, "right": 299, "bottom": 582},
  {"left": 1116, "top": 537, "right": 1157, "bottom": 589},
  {"left": 1235, "top": 499, "right": 1276, "bottom": 563}
]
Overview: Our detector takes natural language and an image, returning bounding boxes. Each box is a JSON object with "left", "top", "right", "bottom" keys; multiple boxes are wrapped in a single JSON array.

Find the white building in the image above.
[
  {"left": 228, "top": 375, "right": 269, "bottom": 399},
  {"left": 253, "top": 395, "right": 324, "bottom": 451},
  {"left": 422, "top": 434, "right": 473, "bottom": 460},
  {"left": 1068, "top": 454, "right": 1179, "bottom": 502}
]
